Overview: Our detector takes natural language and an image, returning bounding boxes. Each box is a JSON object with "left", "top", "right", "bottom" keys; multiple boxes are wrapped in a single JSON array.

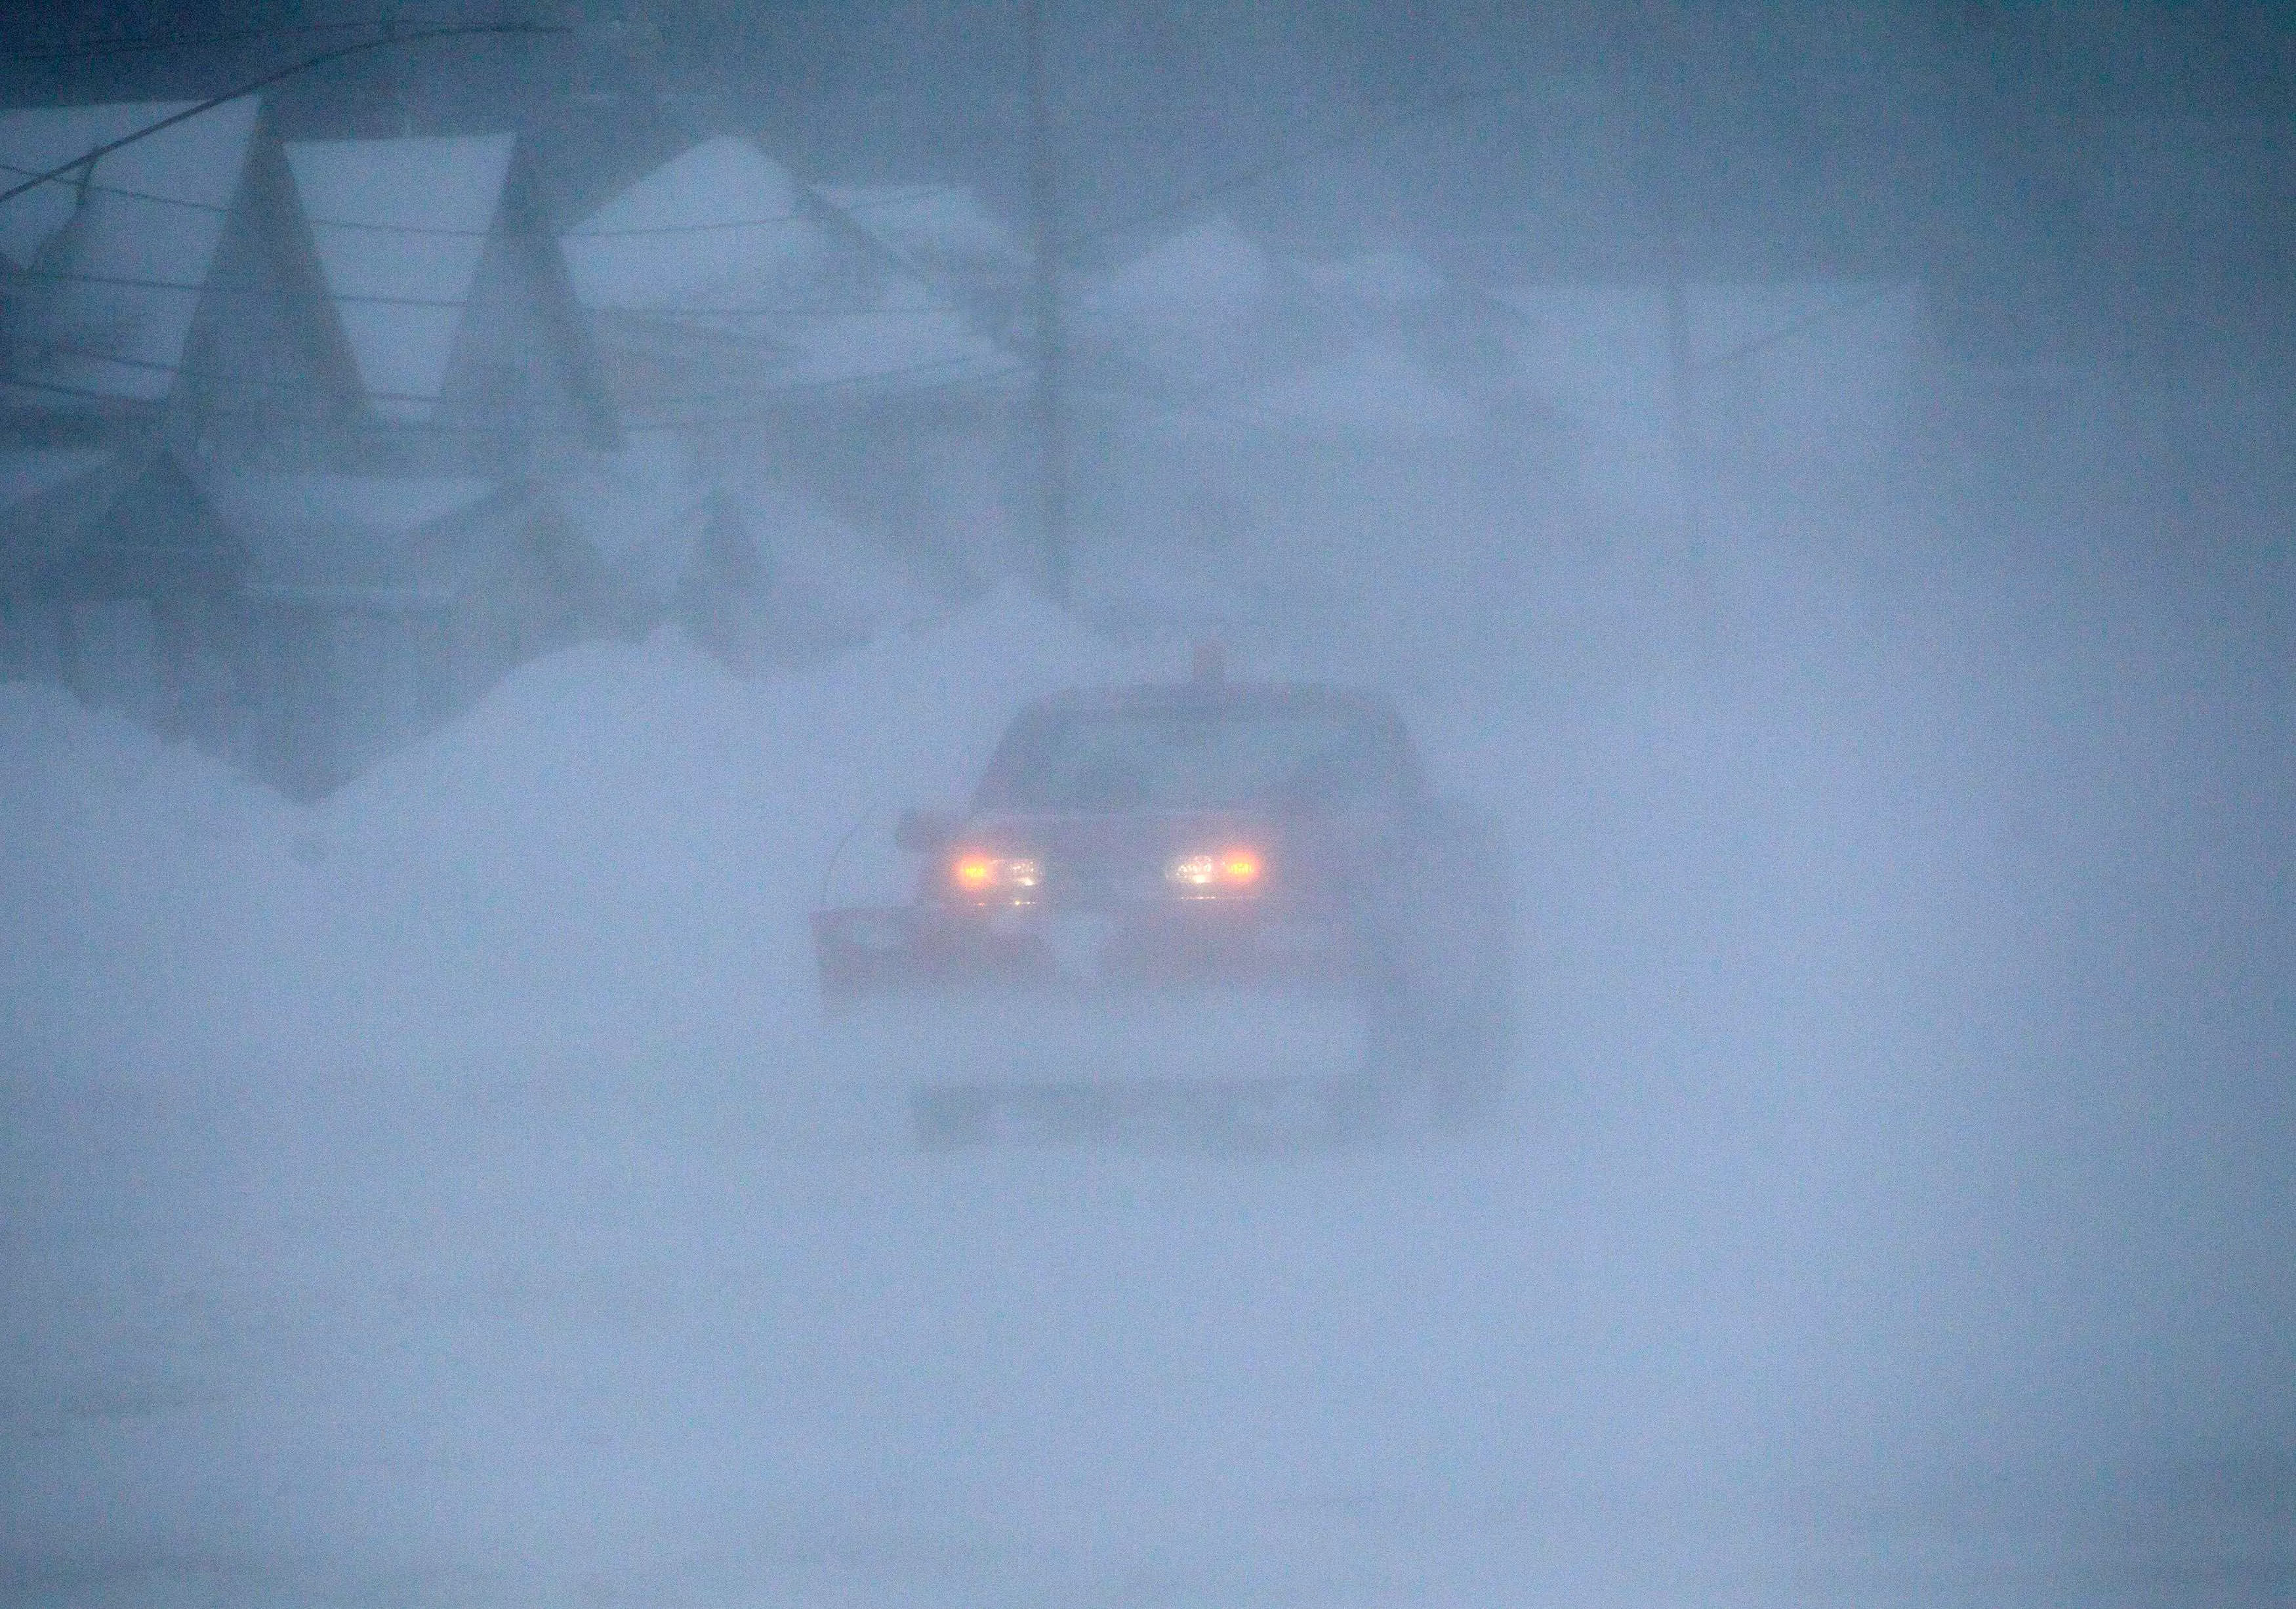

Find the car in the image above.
[{"left": 810, "top": 649, "right": 1515, "bottom": 1147}]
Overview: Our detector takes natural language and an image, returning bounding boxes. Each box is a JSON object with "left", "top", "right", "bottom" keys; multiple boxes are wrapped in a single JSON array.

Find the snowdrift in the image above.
[
  {"left": 3, "top": 549, "right": 2289, "bottom": 1608},
  {"left": 3, "top": 586, "right": 1163, "bottom": 1074}
]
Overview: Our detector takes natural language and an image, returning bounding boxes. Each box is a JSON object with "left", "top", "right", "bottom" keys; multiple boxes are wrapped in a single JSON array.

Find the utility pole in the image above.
[
  {"left": 1660, "top": 163, "right": 1699, "bottom": 594},
  {"left": 1023, "top": 0, "right": 1070, "bottom": 605},
  {"left": 1645, "top": 1, "right": 1704, "bottom": 627}
]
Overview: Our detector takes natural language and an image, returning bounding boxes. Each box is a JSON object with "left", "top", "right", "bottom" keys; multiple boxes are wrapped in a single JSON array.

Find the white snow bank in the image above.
[
  {"left": 3, "top": 544, "right": 2288, "bottom": 1606},
  {"left": 0, "top": 683, "right": 321, "bottom": 1075},
  {"left": 0, "top": 587, "right": 1160, "bottom": 1076},
  {"left": 737, "top": 474, "right": 943, "bottom": 645},
  {"left": 297, "top": 585, "right": 1158, "bottom": 1053}
]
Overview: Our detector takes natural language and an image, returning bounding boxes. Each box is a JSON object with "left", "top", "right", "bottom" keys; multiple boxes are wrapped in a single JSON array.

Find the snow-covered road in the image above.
[{"left": 5, "top": 566, "right": 2291, "bottom": 1606}]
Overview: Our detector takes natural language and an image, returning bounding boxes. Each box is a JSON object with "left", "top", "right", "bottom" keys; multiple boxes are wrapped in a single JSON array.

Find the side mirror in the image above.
[{"left": 895, "top": 808, "right": 958, "bottom": 856}]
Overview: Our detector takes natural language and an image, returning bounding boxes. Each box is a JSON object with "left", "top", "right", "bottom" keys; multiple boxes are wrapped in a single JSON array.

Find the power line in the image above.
[
  {"left": 1058, "top": 79, "right": 1527, "bottom": 261},
  {"left": 0, "top": 370, "right": 157, "bottom": 407},
  {"left": 597, "top": 301, "right": 990, "bottom": 321},
  {"left": 11, "top": 338, "right": 406, "bottom": 402},
  {"left": 625, "top": 355, "right": 1024, "bottom": 419},
  {"left": 0, "top": 24, "right": 569, "bottom": 211},
  {"left": 0, "top": 155, "right": 801, "bottom": 236},
  {"left": 0, "top": 159, "right": 954, "bottom": 241},
  {"left": 561, "top": 212, "right": 809, "bottom": 240},
  {"left": 8, "top": 262, "right": 985, "bottom": 321},
  {"left": 12, "top": 264, "right": 468, "bottom": 308},
  {"left": 1023, "top": 0, "right": 1069, "bottom": 606},
  {"left": 5, "top": 70, "right": 1520, "bottom": 255},
  {"left": 0, "top": 15, "right": 464, "bottom": 64},
  {"left": 1683, "top": 282, "right": 1904, "bottom": 378},
  {"left": 0, "top": 346, "right": 1019, "bottom": 428},
  {"left": 0, "top": 366, "right": 567, "bottom": 434}
]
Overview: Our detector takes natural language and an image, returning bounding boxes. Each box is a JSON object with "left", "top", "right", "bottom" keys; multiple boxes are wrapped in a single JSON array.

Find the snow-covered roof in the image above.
[
  {"left": 202, "top": 467, "right": 501, "bottom": 600},
  {"left": 565, "top": 137, "right": 1014, "bottom": 405},
  {"left": 818, "top": 182, "right": 1025, "bottom": 280},
  {"left": 1093, "top": 217, "right": 1275, "bottom": 329},
  {"left": 760, "top": 285, "right": 1010, "bottom": 396},
  {"left": 563, "top": 136, "right": 805, "bottom": 311},
  {"left": 0, "top": 99, "right": 259, "bottom": 404},
  {"left": 285, "top": 135, "right": 515, "bottom": 420}
]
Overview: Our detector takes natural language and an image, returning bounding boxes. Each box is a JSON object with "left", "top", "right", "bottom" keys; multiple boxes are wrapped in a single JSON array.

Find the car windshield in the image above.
[{"left": 982, "top": 707, "right": 1397, "bottom": 811}]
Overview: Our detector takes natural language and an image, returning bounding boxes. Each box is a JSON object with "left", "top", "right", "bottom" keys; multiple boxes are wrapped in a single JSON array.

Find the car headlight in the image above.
[
  {"left": 949, "top": 850, "right": 1042, "bottom": 902},
  {"left": 1166, "top": 846, "right": 1263, "bottom": 896}
]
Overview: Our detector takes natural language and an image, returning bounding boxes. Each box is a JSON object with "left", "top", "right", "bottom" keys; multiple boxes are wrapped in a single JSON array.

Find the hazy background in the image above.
[{"left": 3, "top": 3, "right": 2292, "bottom": 1605}]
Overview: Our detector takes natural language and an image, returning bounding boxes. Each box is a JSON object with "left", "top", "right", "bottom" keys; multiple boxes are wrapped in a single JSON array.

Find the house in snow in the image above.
[
  {"left": 196, "top": 466, "right": 624, "bottom": 795},
  {"left": 0, "top": 98, "right": 360, "bottom": 439},
  {"left": 0, "top": 98, "right": 358, "bottom": 741},
  {"left": 173, "top": 132, "right": 633, "bottom": 794},
  {"left": 2, "top": 108, "right": 634, "bottom": 795},
  {"left": 561, "top": 136, "right": 1019, "bottom": 625}
]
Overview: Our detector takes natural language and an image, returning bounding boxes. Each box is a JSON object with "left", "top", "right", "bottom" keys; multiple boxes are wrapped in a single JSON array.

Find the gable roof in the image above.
[
  {"left": 564, "top": 136, "right": 1014, "bottom": 407},
  {"left": 1094, "top": 217, "right": 1277, "bottom": 330},
  {"left": 284, "top": 134, "right": 515, "bottom": 419},
  {"left": 562, "top": 135, "right": 804, "bottom": 312},
  {"left": 0, "top": 98, "right": 261, "bottom": 405}
]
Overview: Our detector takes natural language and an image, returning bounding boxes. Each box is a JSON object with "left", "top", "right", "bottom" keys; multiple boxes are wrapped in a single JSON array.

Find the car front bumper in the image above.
[
  {"left": 812, "top": 898, "right": 1363, "bottom": 998},
  {"left": 810, "top": 901, "right": 1368, "bottom": 1089}
]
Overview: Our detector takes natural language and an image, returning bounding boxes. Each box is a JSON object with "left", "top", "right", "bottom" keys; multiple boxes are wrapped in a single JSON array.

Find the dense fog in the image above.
[{"left": 2, "top": 4, "right": 2291, "bottom": 1606}]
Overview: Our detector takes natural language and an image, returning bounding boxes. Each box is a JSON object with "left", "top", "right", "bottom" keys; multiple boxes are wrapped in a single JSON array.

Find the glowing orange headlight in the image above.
[
  {"left": 1166, "top": 846, "right": 1264, "bottom": 895},
  {"left": 949, "top": 850, "right": 1040, "bottom": 900}
]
